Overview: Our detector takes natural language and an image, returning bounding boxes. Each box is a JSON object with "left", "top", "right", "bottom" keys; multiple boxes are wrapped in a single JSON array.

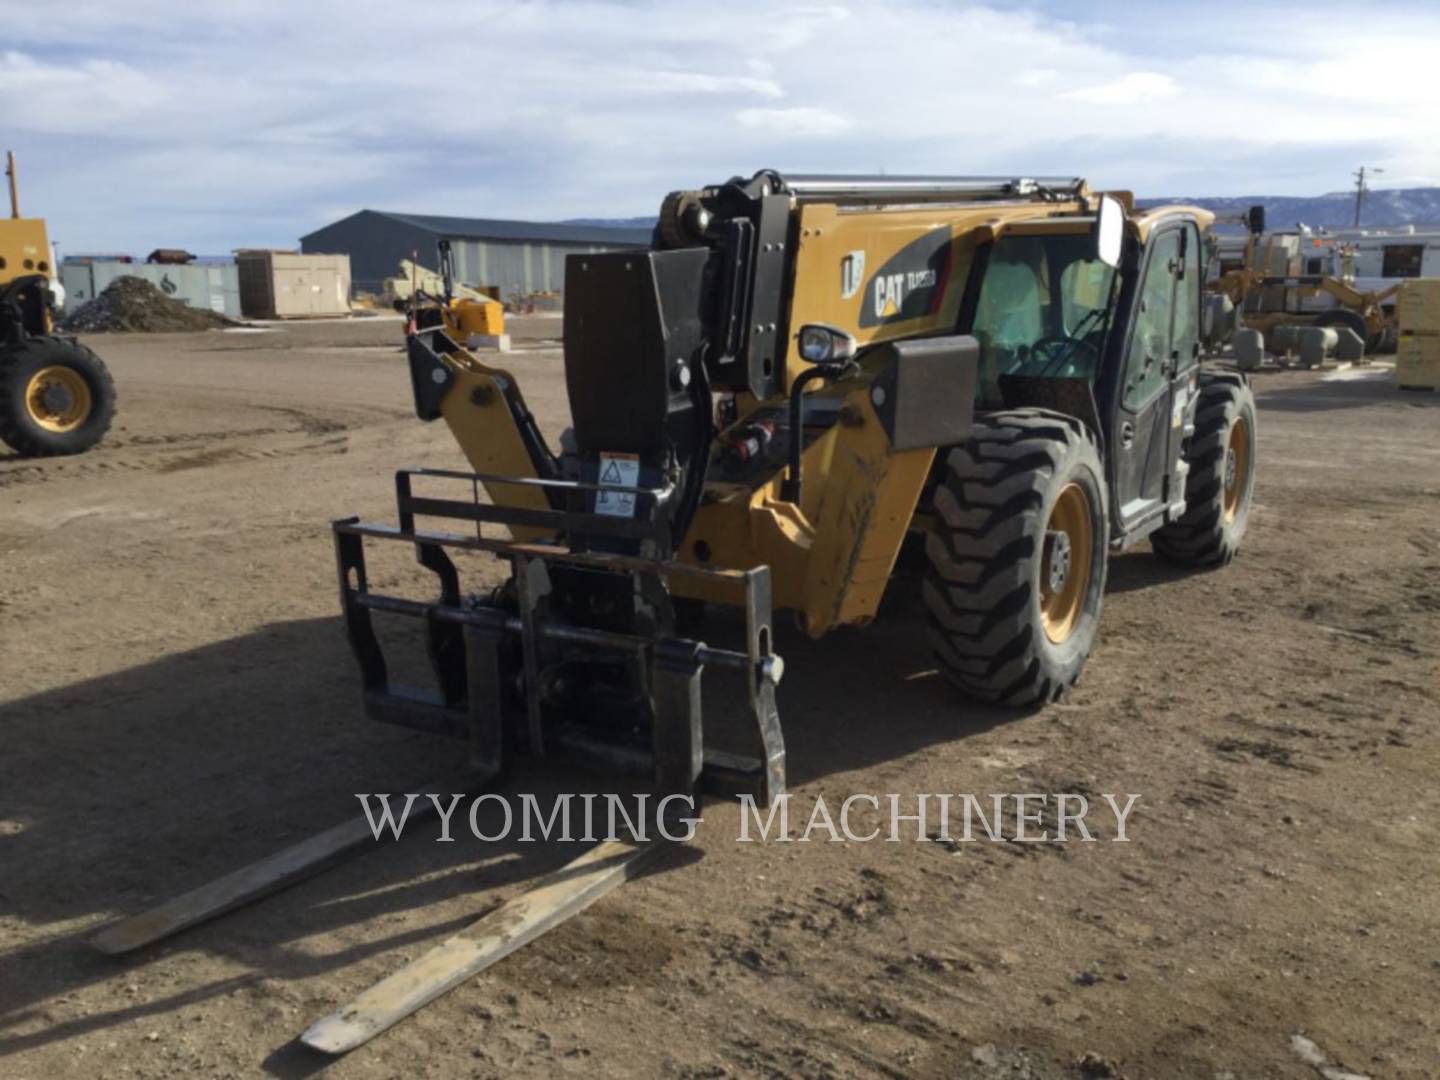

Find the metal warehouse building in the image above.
[{"left": 299, "top": 210, "right": 651, "bottom": 298}]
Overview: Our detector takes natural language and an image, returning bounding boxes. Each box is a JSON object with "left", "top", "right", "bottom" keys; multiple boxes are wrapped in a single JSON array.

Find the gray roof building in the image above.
[{"left": 300, "top": 210, "right": 652, "bottom": 298}]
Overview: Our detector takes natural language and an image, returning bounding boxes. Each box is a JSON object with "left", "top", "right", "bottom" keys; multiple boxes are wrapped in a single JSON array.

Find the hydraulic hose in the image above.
[{"left": 780, "top": 362, "right": 856, "bottom": 505}]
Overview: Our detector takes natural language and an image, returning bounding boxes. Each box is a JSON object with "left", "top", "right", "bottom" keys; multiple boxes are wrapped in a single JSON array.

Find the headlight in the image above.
[{"left": 797, "top": 323, "right": 857, "bottom": 364}]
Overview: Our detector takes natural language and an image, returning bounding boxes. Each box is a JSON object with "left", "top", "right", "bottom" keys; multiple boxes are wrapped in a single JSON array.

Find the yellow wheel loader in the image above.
[
  {"left": 0, "top": 152, "right": 116, "bottom": 456},
  {"left": 94, "top": 171, "right": 1258, "bottom": 1053}
]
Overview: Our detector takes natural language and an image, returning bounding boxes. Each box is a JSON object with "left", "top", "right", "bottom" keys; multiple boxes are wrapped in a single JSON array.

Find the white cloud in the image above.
[
  {"left": 1064, "top": 71, "right": 1178, "bottom": 106},
  {"left": 735, "top": 106, "right": 852, "bottom": 136},
  {"left": 2, "top": 0, "right": 1438, "bottom": 251},
  {"left": 1015, "top": 69, "right": 1058, "bottom": 87},
  {"left": 0, "top": 50, "right": 166, "bottom": 132}
]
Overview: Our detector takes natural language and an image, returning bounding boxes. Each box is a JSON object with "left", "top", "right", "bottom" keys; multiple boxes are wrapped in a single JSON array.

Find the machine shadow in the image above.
[
  {"left": 0, "top": 589, "right": 1021, "bottom": 1060},
  {"left": 1104, "top": 549, "right": 1202, "bottom": 594},
  {"left": 1254, "top": 372, "right": 1439, "bottom": 413}
]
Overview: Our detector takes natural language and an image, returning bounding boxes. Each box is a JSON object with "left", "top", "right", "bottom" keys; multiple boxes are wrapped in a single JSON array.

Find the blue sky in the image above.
[{"left": 4, "top": 0, "right": 1439, "bottom": 253}]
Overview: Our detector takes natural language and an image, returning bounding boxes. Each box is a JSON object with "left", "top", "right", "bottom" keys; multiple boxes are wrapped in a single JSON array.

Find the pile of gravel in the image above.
[{"left": 59, "top": 276, "right": 239, "bottom": 333}]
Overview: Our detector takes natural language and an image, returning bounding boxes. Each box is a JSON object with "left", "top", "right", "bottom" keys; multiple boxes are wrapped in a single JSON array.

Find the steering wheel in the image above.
[{"left": 1031, "top": 335, "right": 1099, "bottom": 377}]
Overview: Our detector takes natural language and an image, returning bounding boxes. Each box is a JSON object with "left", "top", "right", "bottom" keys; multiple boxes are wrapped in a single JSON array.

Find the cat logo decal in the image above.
[{"left": 840, "top": 250, "right": 866, "bottom": 300}]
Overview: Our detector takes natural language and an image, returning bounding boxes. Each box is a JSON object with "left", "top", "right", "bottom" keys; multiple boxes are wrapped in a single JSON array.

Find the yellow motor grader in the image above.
[
  {"left": 94, "top": 171, "right": 1257, "bottom": 1053},
  {"left": 1207, "top": 204, "right": 1399, "bottom": 353},
  {"left": 0, "top": 151, "right": 116, "bottom": 456}
]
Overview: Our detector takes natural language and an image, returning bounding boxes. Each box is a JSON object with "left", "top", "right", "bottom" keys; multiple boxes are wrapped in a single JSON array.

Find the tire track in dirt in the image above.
[
  {"left": 156, "top": 434, "right": 350, "bottom": 473},
  {"left": 0, "top": 411, "right": 359, "bottom": 487}
]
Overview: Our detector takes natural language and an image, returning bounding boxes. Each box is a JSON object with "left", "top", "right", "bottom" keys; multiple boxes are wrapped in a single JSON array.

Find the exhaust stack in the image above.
[{"left": 5, "top": 151, "right": 19, "bottom": 219}]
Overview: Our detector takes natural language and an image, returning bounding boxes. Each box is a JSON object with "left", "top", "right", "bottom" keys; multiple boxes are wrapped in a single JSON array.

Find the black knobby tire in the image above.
[
  {"left": 0, "top": 335, "right": 118, "bottom": 456},
  {"left": 923, "top": 409, "right": 1109, "bottom": 706},
  {"left": 1151, "top": 376, "right": 1256, "bottom": 567}
]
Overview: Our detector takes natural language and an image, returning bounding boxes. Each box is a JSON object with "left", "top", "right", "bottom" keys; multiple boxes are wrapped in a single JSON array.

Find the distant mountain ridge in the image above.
[
  {"left": 1136, "top": 187, "right": 1440, "bottom": 231},
  {"left": 567, "top": 188, "right": 1440, "bottom": 233}
]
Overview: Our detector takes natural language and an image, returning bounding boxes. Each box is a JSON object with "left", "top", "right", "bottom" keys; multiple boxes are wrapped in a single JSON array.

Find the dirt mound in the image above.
[{"left": 59, "top": 275, "right": 239, "bottom": 333}]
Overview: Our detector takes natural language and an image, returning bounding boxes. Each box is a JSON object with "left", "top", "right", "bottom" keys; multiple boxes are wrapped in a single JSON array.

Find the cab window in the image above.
[
  {"left": 1172, "top": 224, "right": 1200, "bottom": 369},
  {"left": 968, "top": 233, "right": 1118, "bottom": 407},
  {"left": 1123, "top": 230, "right": 1179, "bottom": 409}
]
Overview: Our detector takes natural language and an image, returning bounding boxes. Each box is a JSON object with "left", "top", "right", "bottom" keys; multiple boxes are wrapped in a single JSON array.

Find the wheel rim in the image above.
[
  {"left": 1041, "top": 482, "right": 1094, "bottom": 644},
  {"left": 1223, "top": 415, "right": 1250, "bottom": 524},
  {"left": 25, "top": 366, "right": 93, "bottom": 433}
]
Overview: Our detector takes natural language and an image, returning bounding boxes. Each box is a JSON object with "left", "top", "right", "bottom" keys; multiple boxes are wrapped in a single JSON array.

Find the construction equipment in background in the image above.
[
  {"left": 1395, "top": 278, "right": 1440, "bottom": 390},
  {"left": 0, "top": 151, "right": 117, "bottom": 456},
  {"left": 1208, "top": 206, "right": 1400, "bottom": 355},
  {"left": 402, "top": 239, "right": 508, "bottom": 349},
  {"left": 382, "top": 257, "right": 446, "bottom": 303},
  {"left": 95, "top": 171, "right": 1258, "bottom": 1052},
  {"left": 145, "top": 248, "right": 197, "bottom": 265}
]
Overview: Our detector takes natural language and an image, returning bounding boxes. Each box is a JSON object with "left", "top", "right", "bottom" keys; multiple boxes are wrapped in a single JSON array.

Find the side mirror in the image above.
[
  {"left": 1247, "top": 205, "right": 1266, "bottom": 235},
  {"left": 1094, "top": 194, "right": 1124, "bottom": 269},
  {"left": 796, "top": 323, "right": 857, "bottom": 365}
]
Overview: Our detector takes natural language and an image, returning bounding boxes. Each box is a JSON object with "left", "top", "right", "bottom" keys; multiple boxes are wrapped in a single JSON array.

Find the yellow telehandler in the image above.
[
  {"left": 94, "top": 171, "right": 1257, "bottom": 1053},
  {"left": 0, "top": 151, "right": 116, "bottom": 456}
]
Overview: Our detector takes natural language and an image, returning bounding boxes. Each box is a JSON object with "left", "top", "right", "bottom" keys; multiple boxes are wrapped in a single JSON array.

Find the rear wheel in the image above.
[
  {"left": 923, "top": 410, "right": 1108, "bottom": 706},
  {"left": 0, "top": 335, "right": 117, "bottom": 456},
  {"left": 1151, "top": 377, "right": 1256, "bottom": 567}
]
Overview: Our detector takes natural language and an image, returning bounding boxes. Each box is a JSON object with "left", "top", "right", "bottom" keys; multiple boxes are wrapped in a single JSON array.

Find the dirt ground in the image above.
[{"left": 2, "top": 317, "right": 1438, "bottom": 1079}]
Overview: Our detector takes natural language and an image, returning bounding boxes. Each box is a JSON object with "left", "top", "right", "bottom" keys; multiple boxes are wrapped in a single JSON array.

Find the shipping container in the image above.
[
  {"left": 235, "top": 250, "right": 351, "bottom": 318},
  {"left": 60, "top": 259, "right": 241, "bottom": 317}
]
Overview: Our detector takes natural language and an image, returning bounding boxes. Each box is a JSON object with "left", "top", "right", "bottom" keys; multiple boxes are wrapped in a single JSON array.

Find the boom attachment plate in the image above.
[{"left": 335, "top": 466, "right": 786, "bottom": 809}]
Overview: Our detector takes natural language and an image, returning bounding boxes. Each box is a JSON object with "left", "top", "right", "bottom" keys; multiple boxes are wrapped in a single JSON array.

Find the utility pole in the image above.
[{"left": 1353, "top": 165, "right": 1384, "bottom": 227}]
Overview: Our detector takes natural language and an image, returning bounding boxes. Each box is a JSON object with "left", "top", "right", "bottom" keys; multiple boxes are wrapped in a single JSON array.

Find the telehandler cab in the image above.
[{"left": 94, "top": 171, "right": 1257, "bottom": 1052}]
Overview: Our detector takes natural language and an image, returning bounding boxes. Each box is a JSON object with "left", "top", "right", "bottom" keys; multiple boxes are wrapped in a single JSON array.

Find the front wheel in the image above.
[
  {"left": 0, "top": 335, "right": 117, "bottom": 456},
  {"left": 1151, "top": 376, "right": 1256, "bottom": 567},
  {"left": 923, "top": 410, "right": 1109, "bottom": 706}
]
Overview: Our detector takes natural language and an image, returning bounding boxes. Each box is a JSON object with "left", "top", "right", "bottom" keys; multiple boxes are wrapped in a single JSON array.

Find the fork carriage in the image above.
[{"left": 334, "top": 466, "right": 786, "bottom": 809}]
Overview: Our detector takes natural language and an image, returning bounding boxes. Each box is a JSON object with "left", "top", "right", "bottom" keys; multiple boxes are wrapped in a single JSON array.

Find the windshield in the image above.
[{"left": 967, "top": 233, "right": 1119, "bottom": 406}]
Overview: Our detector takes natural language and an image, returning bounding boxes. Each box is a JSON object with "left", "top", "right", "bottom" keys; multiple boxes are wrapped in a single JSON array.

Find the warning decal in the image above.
[{"left": 594, "top": 451, "right": 640, "bottom": 518}]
